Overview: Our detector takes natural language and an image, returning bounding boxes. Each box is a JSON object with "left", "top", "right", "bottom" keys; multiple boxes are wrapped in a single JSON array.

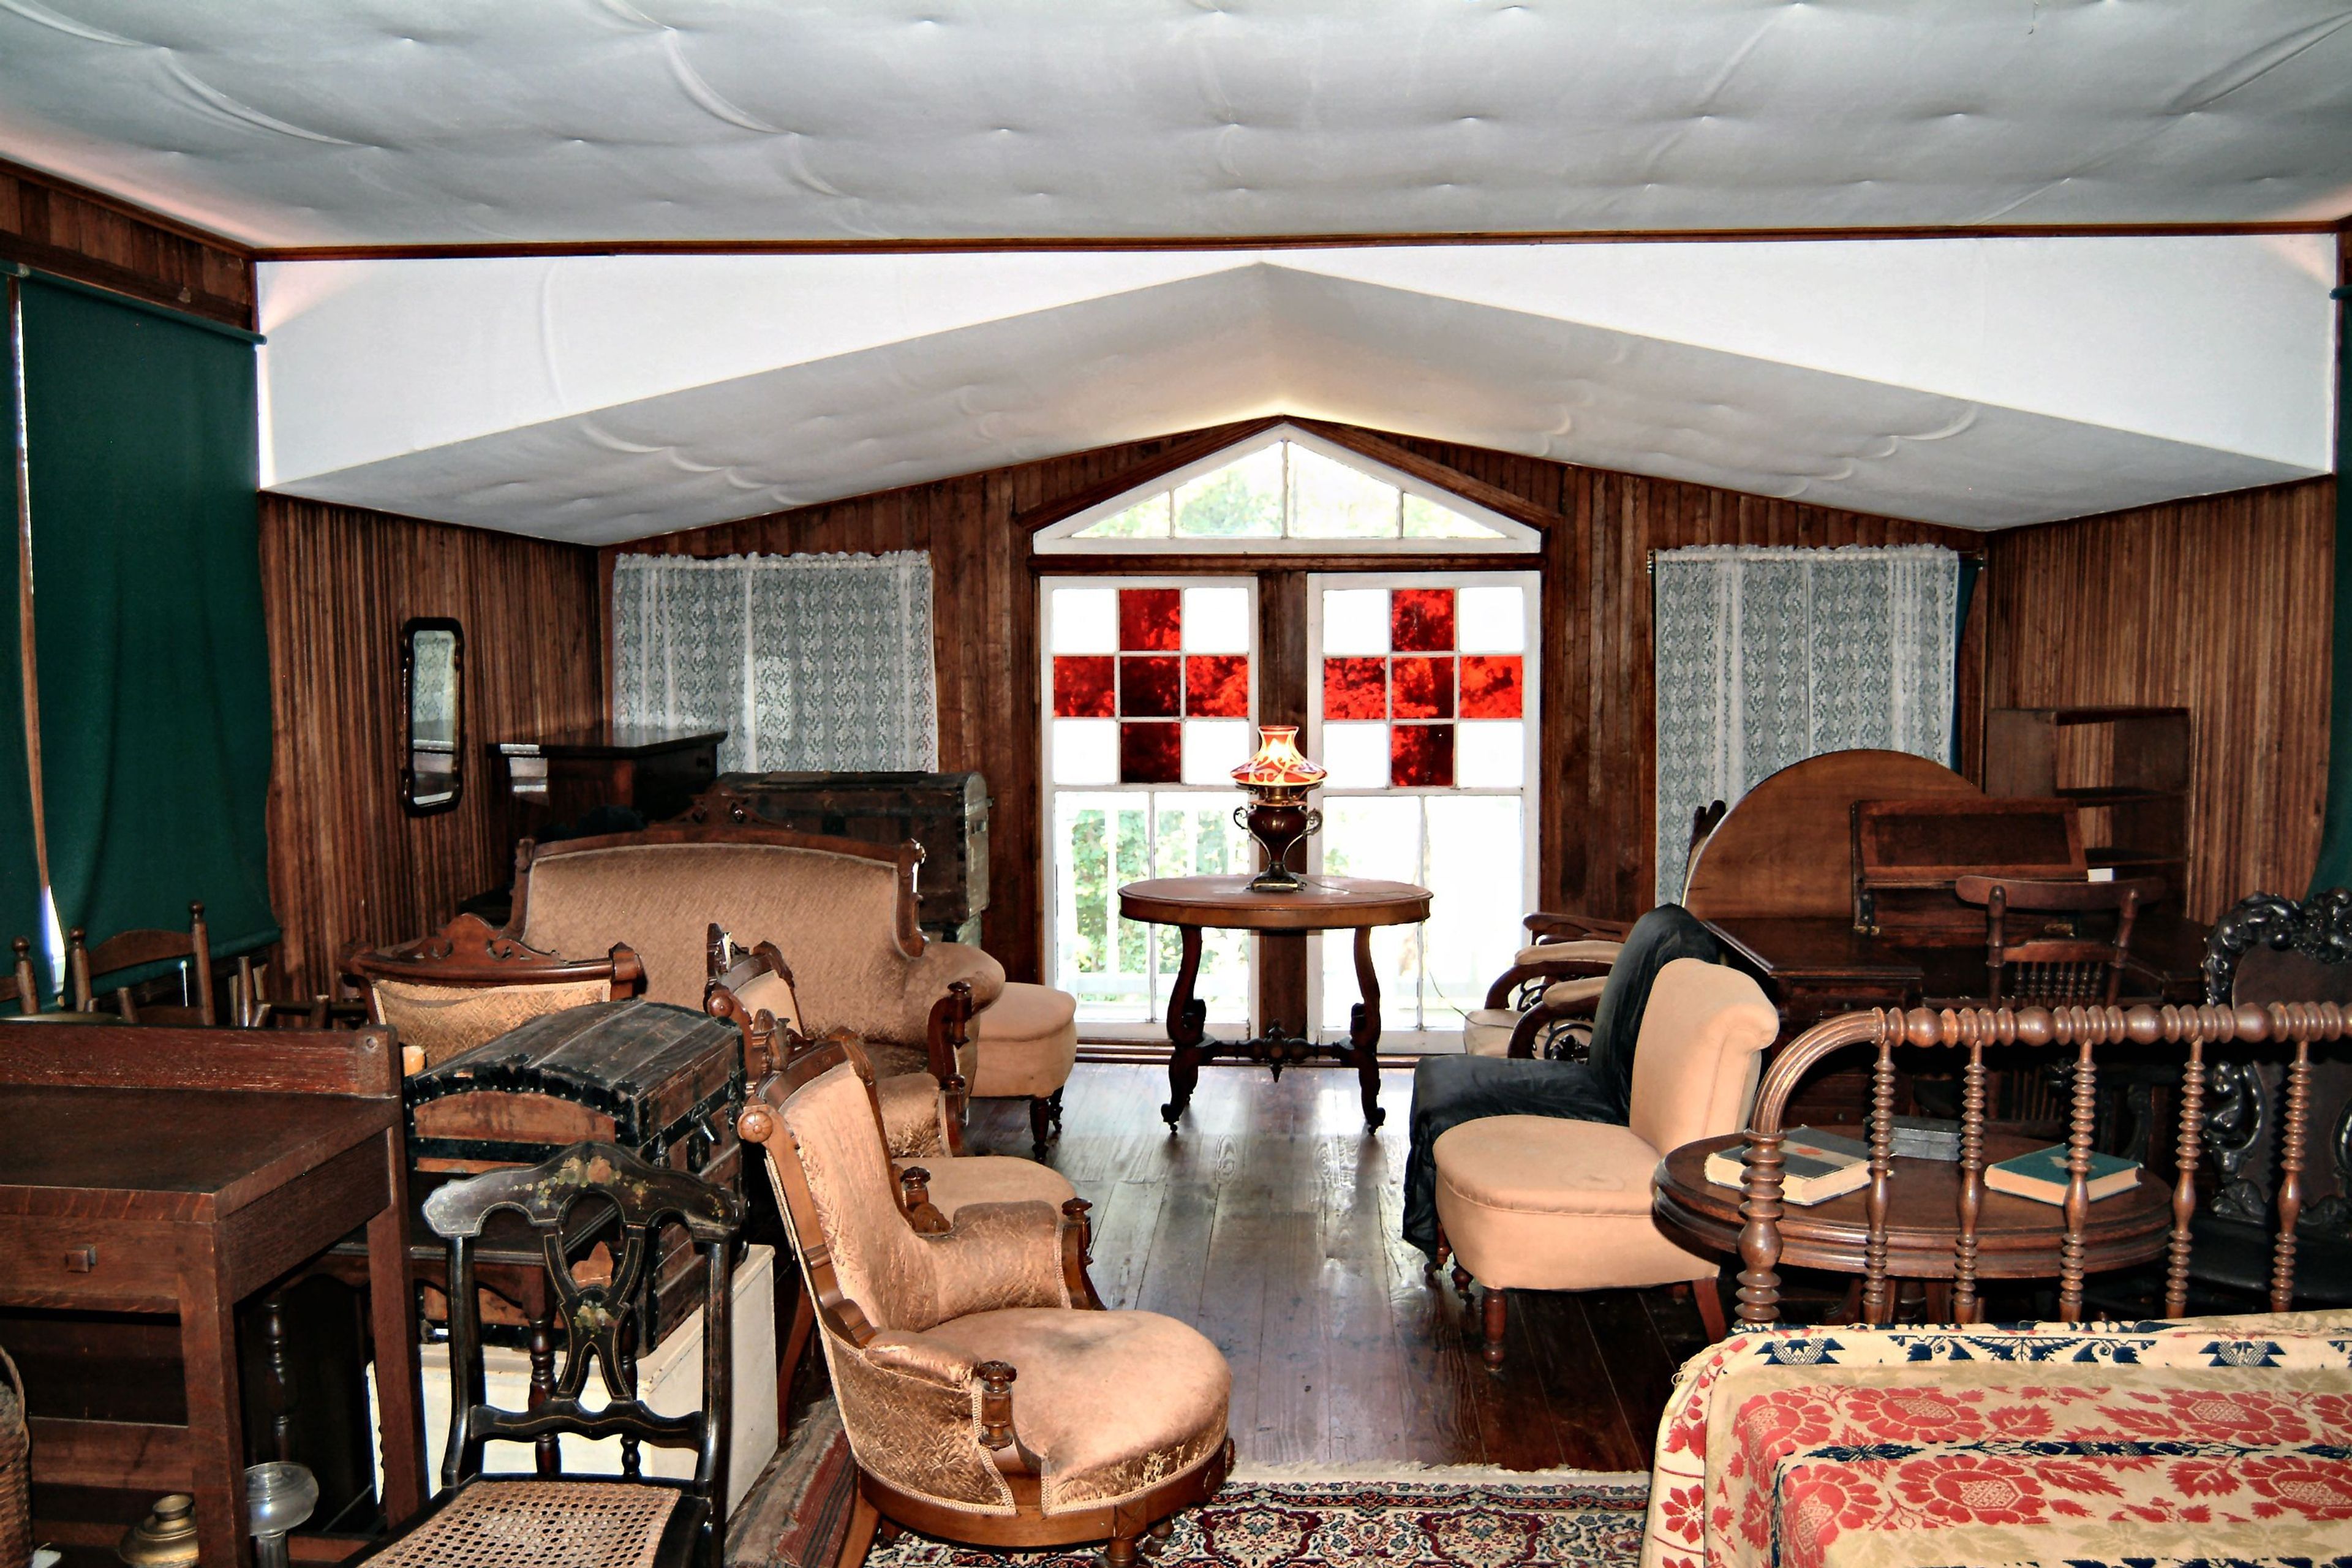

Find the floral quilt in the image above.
[{"left": 1640, "top": 1310, "right": 2352, "bottom": 1568}]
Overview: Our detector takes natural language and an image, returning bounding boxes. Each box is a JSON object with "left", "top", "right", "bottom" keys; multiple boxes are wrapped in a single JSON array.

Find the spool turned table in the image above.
[{"left": 1117, "top": 875, "right": 1431, "bottom": 1131}]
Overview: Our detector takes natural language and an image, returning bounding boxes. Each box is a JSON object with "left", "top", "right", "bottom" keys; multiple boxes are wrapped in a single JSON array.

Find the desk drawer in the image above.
[{"left": 0, "top": 1216, "right": 181, "bottom": 1309}]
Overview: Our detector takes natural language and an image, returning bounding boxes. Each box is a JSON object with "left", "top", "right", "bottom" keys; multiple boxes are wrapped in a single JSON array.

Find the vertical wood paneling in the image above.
[
  {"left": 260, "top": 496, "right": 602, "bottom": 998},
  {"left": 0, "top": 158, "right": 253, "bottom": 330},
  {"left": 1983, "top": 478, "right": 2335, "bottom": 922},
  {"left": 611, "top": 424, "right": 1977, "bottom": 981}
]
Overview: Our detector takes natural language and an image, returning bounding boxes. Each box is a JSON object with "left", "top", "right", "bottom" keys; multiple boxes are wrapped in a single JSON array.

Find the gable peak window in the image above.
[{"left": 1033, "top": 424, "right": 1539, "bottom": 555}]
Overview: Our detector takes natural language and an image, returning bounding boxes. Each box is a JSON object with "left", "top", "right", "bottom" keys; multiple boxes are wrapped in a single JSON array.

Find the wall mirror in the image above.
[{"left": 400, "top": 616, "right": 464, "bottom": 815}]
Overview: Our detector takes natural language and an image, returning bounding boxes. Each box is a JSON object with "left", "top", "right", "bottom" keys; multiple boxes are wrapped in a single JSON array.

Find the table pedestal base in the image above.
[{"left": 1159, "top": 925, "right": 1387, "bottom": 1131}]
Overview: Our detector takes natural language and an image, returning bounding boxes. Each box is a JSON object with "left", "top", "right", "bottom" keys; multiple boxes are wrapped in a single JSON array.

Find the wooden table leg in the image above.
[
  {"left": 1347, "top": 926, "right": 1387, "bottom": 1130},
  {"left": 179, "top": 1229, "right": 252, "bottom": 1568},
  {"left": 1160, "top": 925, "right": 1207, "bottom": 1129},
  {"left": 369, "top": 1136, "right": 427, "bottom": 1522}
]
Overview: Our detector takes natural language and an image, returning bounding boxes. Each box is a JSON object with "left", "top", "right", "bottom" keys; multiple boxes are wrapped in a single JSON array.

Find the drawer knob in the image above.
[{"left": 64, "top": 1245, "right": 96, "bottom": 1272}]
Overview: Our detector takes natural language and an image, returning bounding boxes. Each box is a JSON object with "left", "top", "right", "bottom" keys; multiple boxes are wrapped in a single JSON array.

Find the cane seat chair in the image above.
[
  {"left": 345, "top": 913, "right": 645, "bottom": 1072},
  {"left": 739, "top": 1041, "right": 1230, "bottom": 1567},
  {"left": 349, "top": 1142, "right": 742, "bottom": 1568}
]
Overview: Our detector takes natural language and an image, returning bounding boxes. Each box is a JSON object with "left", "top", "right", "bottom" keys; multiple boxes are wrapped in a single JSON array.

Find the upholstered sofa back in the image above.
[{"left": 518, "top": 837, "right": 1004, "bottom": 1045}]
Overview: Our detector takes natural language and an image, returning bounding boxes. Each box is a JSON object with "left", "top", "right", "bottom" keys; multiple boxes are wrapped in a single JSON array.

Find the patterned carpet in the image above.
[
  {"left": 862, "top": 1472, "right": 1652, "bottom": 1568},
  {"left": 727, "top": 1400, "right": 1649, "bottom": 1568}
]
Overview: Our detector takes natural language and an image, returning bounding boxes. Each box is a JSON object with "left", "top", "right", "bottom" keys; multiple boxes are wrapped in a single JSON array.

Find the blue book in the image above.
[{"left": 1984, "top": 1144, "right": 2139, "bottom": 1205}]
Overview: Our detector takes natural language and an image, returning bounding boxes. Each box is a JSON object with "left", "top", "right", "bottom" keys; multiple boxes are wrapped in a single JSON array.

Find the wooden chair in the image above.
[
  {"left": 0, "top": 937, "right": 39, "bottom": 1014},
  {"left": 739, "top": 1039, "right": 1229, "bottom": 1567},
  {"left": 343, "top": 912, "right": 644, "bottom": 1072},
  {"left": 1952, "top": 873, "right": 2165, "bottom": 1006},
  {"left": 2185, "top": 889, "right": 2352, "bottom": 1308},
  {"left": 1465, "top": 806, "right": 1725, "bottom": 1059},
  {"left": 66, "top": 902, "right": 221, "bottom": 1023},
  {"left": 1727, "top": 995, "right": 2347, "bottom": 1328},
  {"left": 349, "top": 1141, "right": 741, "bottom": 1568}
]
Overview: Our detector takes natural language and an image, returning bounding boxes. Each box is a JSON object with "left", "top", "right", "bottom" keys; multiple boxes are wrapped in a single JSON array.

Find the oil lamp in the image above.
[{"left": 1231, "top": 725, "right": 1327, "bottom": 892}]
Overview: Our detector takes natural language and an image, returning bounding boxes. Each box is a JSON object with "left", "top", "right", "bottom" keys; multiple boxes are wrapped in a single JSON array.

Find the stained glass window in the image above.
[
  {"left": 1046, "top": 581, "right": 1256, "bottom": 1029},
  {"left": 1310, "top": 574, "right": 1538, "bottom": 1042}
]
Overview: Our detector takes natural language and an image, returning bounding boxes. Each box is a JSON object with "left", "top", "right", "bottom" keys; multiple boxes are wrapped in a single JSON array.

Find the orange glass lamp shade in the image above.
[{"left": 1231, "top": 725, "right": 1326, "bottom": 892}]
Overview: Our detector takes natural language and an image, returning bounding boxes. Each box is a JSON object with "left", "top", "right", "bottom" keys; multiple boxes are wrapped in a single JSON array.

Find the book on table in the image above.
[
  {"left": 1705, "top": 1126, "right": 1872, "bottom": 1205},
  {"left": 1983, "top": 1144, "right": 2141, "bottom": 1205}
]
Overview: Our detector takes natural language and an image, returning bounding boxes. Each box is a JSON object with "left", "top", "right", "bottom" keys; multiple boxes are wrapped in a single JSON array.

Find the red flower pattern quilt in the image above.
[{"left": 1640, "top": 1310, "right": 2352, "bottom": 1568}]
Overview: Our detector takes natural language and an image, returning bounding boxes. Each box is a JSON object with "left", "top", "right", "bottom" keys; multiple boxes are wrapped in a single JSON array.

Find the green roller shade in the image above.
[
  {"left": 0, "top": 288, "right": 41, "bottom": 970},
  {"left": 18, "top": 276, "right": 277, "bottom": 977},
  {"left": 2311, "top": 281, "right": 2352, "bottom": 896}
]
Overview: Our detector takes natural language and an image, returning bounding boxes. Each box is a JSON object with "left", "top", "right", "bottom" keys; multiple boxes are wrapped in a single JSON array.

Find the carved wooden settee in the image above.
[{"left": 507, "top": 784, "right": 1076, "bottom": 1135}]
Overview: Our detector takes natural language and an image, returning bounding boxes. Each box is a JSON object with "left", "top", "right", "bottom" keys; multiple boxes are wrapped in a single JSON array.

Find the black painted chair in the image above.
[{"left": 350, "top": 1142, "right": 743, "bottom": 1568}]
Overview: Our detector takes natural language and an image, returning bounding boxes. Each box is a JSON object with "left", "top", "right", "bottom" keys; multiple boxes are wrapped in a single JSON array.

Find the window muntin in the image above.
[
  {"left": 1308, "top": 573, "right": 1540, "bottom": 1046},
  {"left": 1034, "top": 425, "right": 1540, "bottom": 555},
  {"left": 1044, "top": 580, "right": 1258, "bottom": 1033}
]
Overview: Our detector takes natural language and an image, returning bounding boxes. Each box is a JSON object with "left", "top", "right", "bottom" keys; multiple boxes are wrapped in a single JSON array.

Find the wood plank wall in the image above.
[
  {"left": 0, "top": 156, "right": 253, "bottom": 330},
  {"left": 1983, "top": 477, "right": 2337, "bottom": 922},
  {"left": 614, "top": 424, "right": 1978, "bottom": 982},
  {"left": 260, "top": 495, "right": 603, "bottom": 998}
]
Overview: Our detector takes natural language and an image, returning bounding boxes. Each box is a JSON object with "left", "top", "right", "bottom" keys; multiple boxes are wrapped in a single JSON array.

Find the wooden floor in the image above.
[{"left": 958, "top": 1060, "right": 1713, "bottom": 1473}]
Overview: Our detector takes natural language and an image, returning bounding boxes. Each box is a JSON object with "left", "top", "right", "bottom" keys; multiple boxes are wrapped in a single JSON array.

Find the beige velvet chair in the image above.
[
  {"left": 739, "top": 1042, "right": 1230, "bottom": 1567},
  {"left": 1433, "top": 957, "right": 1777, "bottom": 1366},
  {"left": 343, "top": 912, "right": 644, "bottom": 1072}
]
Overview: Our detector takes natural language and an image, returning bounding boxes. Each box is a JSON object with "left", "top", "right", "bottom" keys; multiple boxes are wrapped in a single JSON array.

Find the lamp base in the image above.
[{"left": 1236, "top": 794, "right": 1321, "bottom": 894}]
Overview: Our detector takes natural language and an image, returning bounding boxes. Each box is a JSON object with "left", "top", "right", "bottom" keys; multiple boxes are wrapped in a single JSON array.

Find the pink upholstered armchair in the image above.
[{"left": 739, "top": 1041, "right": 1230, "bottom": 1566}]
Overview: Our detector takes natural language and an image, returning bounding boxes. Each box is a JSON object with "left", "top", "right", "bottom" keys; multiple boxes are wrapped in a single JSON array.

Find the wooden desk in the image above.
[
  {"left": 0, "top": 1024, "right": 426, "bottom": 1566},
  {"left": 1653, "top": 1129, "right": 2174, "bottom": 1320},
  {"left": 1119, "top": 875, "right": 1430, "bottom": 1131},
  {"left": 1706, "top": 912, "right": 2211, "bottom": 1028}
]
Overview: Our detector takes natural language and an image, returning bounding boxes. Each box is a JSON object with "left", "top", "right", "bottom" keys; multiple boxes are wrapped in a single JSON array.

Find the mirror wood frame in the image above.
[{"left": 399, "top": 614, "right": 464, "bottom": 817}]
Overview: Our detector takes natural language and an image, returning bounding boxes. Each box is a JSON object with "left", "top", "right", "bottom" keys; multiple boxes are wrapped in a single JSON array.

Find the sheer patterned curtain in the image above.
[
  {"left": 612, "top": 551, "right": 937, "bottom": 772},
  {"left": 1654, "top": 544, "right": 1958, "bottom": 902}
]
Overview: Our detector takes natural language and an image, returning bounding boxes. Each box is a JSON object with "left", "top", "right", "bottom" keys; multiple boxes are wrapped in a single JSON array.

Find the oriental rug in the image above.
[{"left": 861, "top": 1466, "right": 1651, "bottom": 1568}]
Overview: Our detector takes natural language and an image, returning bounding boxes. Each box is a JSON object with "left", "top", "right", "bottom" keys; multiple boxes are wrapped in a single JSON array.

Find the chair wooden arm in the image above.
[
  {"left": 927, "top": 980, "right": 976, "bottom": 1152},
  {"left": 1505, "top": 984, "right": 1604, "bottom": 1059},
  {"left": 1521, "top": 911, "right": 1634, "bottom": 943},
  {"left": 1482, "top": 955, "right": 1615, "bottom": 1011}
]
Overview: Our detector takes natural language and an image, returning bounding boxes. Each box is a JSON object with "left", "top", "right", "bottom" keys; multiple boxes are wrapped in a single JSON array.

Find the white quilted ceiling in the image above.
[
  {"left": 1, "top": 0, "right": 2349, "bottom": 245},
  {"left": 260, "top": 236, "right": 2335, "bottom": 545}
]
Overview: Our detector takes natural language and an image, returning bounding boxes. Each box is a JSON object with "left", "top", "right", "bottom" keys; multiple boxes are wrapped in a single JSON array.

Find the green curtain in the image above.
[
  {"left": 2311, "top": 281, "right": 2352, "bottom": 895},
  {"left": 18, "top": 276, "right": 277, "bottom": 978},
  {"left": 0, "top": 287, "right": 42, "bottom": 971}
]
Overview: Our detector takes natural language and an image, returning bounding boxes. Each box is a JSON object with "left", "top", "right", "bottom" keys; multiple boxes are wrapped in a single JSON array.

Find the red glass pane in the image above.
[
  {"left": 1122, "top": 655, "right": 1182, "bottom": 717},
  {"left": 1392, "top": 588, "right": 1455, "bottom": 652},
  {"left": 1118, "top": 587, "right": 1182, "bottom": 651},
  {"left": 1322, "top": 657, "right": 1387, "bottom": 720},
  {"left": 1390, "top": 724, "right": 1455, "bottom": 788},
  {"left": 1052, "top": 655, "right": 1115, "bottom": 718},
  {"left": 1391, "top": 656, "right": 1455, "bottom": 719},
  {"left": 1460, "top": 655, "right": 1523, "bottom": 719},
  {"left": 1185, "top": 654, "right": 1250, "bottom": 717},
  {"left": 1119, "top": 722, "right": 1182, "bottom": 785}
]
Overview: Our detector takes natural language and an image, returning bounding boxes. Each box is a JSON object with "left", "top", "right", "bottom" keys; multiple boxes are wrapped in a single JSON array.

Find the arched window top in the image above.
[{"left": 1033, "top": 424, "right": 1540, "bottom": 555}]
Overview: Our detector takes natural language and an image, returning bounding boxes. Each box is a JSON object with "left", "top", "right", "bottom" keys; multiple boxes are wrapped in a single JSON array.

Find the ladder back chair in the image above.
[{"left": 1953, "top": 874, "right": 2166, "bottom": 1006}]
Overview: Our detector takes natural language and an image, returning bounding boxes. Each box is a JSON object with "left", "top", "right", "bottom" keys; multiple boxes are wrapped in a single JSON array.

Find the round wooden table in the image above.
[
  {"left": 1651, "top": 1128, "right": 2175, "bottom": 1321},
  {"left": 1118, "top": 875, "right": 1431, "bottom": 1131}
]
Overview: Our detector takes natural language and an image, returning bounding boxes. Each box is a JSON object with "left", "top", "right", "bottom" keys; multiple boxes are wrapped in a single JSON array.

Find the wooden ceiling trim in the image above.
[{"left": 0, "top": 157, "right": 255, "bottom": 330}]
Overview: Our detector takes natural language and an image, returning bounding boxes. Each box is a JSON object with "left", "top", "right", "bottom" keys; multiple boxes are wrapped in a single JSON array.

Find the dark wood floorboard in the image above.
[{"left": 964, "top": 1061, "right": 1722, "bottom": 1471}]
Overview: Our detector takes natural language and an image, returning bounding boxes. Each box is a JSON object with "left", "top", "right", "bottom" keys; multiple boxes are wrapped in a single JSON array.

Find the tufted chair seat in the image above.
[
  {"left": 1435, "top": 957, "right": 1777, "bottom": 1366},
  {"left": 741, "top": 1044, "right": 1229, "bottom": 1566}
]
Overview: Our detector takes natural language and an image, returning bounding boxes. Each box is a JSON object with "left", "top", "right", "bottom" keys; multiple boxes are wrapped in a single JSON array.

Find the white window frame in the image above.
[
  {"left": 1305, "top": 568, "right": 1543, "bottom": 1050},
  {"left": 1032, "top": 423, "right": 1541, "bottom": 556},
  {"left": 1039, "top": 576, "right": 1262, "bottom": 1041}
]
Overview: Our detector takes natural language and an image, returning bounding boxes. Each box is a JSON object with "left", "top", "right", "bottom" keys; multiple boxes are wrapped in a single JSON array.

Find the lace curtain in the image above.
[
  {"left": 611, "top": 551, "right": 938, "bottom": 774},
  {"left": 1653, "top": 544, "right": 1958, "bottom": 903}
]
